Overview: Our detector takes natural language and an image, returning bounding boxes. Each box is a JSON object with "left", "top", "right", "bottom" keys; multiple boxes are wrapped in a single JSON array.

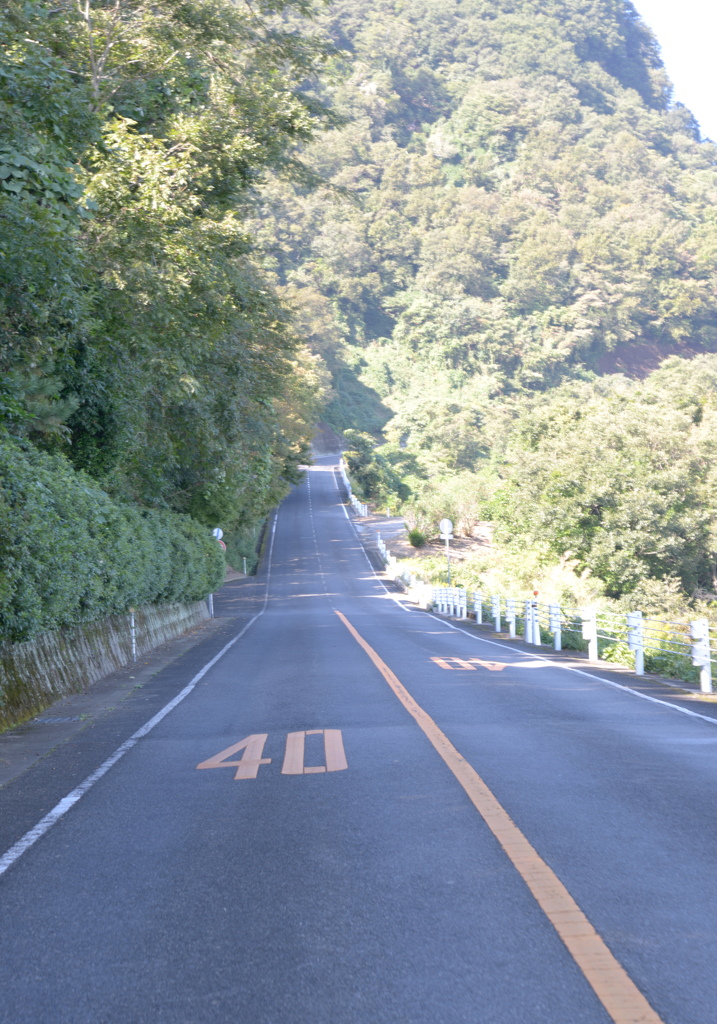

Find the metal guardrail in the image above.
[
  {"left": 339, "top": 460, "right": 368, "bottom": 516},
  {"left": 431, "top": 587, "right": 468, "bottom": 620},
  {"left": 422, "top": 587, "right": 716, "bottom": 693}
]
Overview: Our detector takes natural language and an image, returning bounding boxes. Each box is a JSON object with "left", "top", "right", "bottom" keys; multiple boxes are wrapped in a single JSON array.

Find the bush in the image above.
[
  {"left": 407, "top": 528, "right": 427, "bottom": 548},
  {"left": 0, "top": 438, "right": 225, "bottom": 643},
  {"left": 225, "top": 522, "right": 263, "bottom": 575}
]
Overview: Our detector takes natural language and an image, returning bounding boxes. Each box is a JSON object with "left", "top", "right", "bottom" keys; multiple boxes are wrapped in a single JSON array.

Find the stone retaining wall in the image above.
[{"left": 0, "top": 601, "right": 210, "bottom": 731}]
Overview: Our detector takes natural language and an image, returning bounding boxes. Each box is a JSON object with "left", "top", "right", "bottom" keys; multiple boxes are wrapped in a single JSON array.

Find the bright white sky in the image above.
[{"left": 633, "top": 0, "right": 717, "bottom": 141}]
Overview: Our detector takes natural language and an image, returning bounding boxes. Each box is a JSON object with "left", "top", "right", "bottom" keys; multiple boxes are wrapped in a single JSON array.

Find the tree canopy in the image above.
[{"left": 1, "top": 0, "right": 335, "bottom": 530}]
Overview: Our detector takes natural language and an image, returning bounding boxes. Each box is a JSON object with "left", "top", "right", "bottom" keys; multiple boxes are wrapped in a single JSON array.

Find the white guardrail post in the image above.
[
  {"left": 491, "top": 595, "right": 501, "bottom": 633},
  {"left": 532, "top": 598, "right": 541, "bottom": 646},
  {"left": 522, "top": 599, "right": 540, "bottom": 646},
  {"left": 690, "top": 618, "right": 713, "bottom": 693},
  {"left": 549, "top": 603, "right": 561, "bottom": 651},
  {"left": 627, "top": 610, "right": 644, "bottom": 675},
  {"left": 505, "top": 598, "right": 516, "bottom": 638},
  {"left": 473, "top": 592, "right": 482, "bottom": 624},
  {"left": 460, "top": 589, "right": 467, "bottom": 620},
  {"left": 582, "top": 607, "right": 598, "bottom": 661},
  {"left": 348, "top": 492, "right": 368, "bottom": 516}
]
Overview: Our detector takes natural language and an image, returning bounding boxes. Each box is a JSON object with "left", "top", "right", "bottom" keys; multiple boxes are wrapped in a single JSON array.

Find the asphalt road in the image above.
[{"left": 1, "top": 457, "right": 717, "bottom": 1023}]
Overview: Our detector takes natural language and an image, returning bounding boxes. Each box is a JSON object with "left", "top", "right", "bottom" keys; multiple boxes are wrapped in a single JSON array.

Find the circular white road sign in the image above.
[{"left": 439, "top": 518, "right": 453, "bottom": 536}]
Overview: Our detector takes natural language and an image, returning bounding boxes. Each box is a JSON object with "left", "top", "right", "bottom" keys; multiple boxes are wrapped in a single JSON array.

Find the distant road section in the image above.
[{"left": 1, "top": 456, "right": 717, "bottom": 1023}]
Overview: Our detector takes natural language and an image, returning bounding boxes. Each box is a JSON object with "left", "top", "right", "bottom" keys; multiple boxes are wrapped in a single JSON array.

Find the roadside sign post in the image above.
[
  {"left": 439, "top": 518, "right": 453, "bottom": 586},
  {"left": 210, "top": 528, "right": 224, "bottom": 618}
]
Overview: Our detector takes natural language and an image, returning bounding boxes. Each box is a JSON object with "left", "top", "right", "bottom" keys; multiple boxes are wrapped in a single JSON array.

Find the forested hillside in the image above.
[{"left": 252, "top": 0, "right": 717, "bottom": 613}]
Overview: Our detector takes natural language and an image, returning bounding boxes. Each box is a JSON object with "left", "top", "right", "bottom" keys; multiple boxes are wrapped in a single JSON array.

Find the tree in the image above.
[{"left": 1, "top": 0, "right": 336, "bottom": 530}]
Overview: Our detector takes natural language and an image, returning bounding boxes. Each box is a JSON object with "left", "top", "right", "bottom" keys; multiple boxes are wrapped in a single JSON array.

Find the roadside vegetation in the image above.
[{"left": 0, "top": 0, "right": 334, "bottom": 639}]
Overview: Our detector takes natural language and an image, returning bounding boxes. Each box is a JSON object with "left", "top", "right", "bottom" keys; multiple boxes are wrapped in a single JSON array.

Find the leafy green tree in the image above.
[
  {"left": 492, "top": 356, "right": 717, "bottom": 598},
  {"left": 343, "top": 429, "right": 409, "bottom": 505},
  {"left": 1, "top": 0, "right": 335, "bottom": 534}
]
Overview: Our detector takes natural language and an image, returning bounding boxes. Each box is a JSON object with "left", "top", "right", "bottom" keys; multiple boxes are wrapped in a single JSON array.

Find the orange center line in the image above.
[{"left": 335, "top": 610, "right": 663, "bottom": 1024}]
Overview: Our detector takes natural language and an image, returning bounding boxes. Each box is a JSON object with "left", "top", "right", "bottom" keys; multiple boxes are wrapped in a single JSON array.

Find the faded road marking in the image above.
[
  {"left": 432, "top": 656, "right": 506, "bottom": 672},
  {"left": 282, "top": 729, "right": 348, "bottom": 775},
  {"left": 196, "top": 735, "right": 271, "bottom": 779},
  {"left": 336, "top": 610, "right": 663, "bottom": 1024}
]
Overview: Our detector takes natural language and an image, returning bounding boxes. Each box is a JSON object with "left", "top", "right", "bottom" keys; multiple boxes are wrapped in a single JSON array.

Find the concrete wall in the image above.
[{"left": 0, "top": 601, "right": 210, "bottom": 731}]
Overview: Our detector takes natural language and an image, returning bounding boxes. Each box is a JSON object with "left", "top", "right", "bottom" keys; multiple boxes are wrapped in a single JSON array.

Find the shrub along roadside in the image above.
[{"left": 0, "top": 439, "right": 225, "bottom": 644}]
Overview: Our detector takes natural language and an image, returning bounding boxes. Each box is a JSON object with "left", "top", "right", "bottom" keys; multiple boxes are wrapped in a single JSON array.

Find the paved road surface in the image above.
[{"left": 1, "top": 457, "right": 717, "bottom": 1023}]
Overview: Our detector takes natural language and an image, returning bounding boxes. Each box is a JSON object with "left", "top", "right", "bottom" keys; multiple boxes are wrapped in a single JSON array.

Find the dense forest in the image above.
[
  {"left": 2, "top": 0, "right": 717, "bottom": 639},
  {"left": 0, "top": 0, "right": 333, "bottom": 639},
  {"left": 251, "top": 0, "right": 717, "bottom": 615}
]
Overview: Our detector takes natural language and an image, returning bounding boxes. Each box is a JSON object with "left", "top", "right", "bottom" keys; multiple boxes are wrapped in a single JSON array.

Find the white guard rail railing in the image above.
[
  {"left": 427, "top": 589, "right": 716, "bottom": 693},
  {"left": 431, "top": 587, "right": 467, "bottom": 620},
  {"left": 339, "top": 459, "right": 368, "bottom": 516},
  {"left": 376, "top": 531, "right": 397, "bottom": 568},
  {"left": 350, "top": 493, "right": 368, "bottom": 516}
]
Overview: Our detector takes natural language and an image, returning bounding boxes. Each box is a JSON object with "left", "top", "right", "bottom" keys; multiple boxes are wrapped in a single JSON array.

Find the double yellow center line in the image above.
[{"left": 336, "top": 610, "right": 663, "bottom": 1024}]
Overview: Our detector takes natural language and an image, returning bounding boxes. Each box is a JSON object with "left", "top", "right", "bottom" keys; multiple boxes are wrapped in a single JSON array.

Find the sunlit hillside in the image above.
[{"left": 254, "top": 0, "right": 717, "bottom": 612}]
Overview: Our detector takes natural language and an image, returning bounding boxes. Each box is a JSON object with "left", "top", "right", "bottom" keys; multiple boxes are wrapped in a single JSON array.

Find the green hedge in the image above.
[{"left": 0, "top": 439, "right": 225, "bottom": 643}]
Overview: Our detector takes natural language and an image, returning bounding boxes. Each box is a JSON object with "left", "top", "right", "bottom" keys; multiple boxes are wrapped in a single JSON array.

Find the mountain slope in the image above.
[{"left": 256, "top": 0, "right": 717, "bottom": 461}]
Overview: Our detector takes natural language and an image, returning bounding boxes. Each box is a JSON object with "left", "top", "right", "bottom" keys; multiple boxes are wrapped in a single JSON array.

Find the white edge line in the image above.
[
  {"left": 0, "top": 511, "right": 279, "bottom": 879},
  {"left": 330, "top": 464, "right": 410, "bottom": 613},
  {"left": 429, "top": 613, "right": 717, "bottom": 727}
]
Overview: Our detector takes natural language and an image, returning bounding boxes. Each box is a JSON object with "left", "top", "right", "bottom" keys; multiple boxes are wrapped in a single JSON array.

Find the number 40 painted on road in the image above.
[{"left": 196, "top": 730, "right": 348, "bottom": 781}]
